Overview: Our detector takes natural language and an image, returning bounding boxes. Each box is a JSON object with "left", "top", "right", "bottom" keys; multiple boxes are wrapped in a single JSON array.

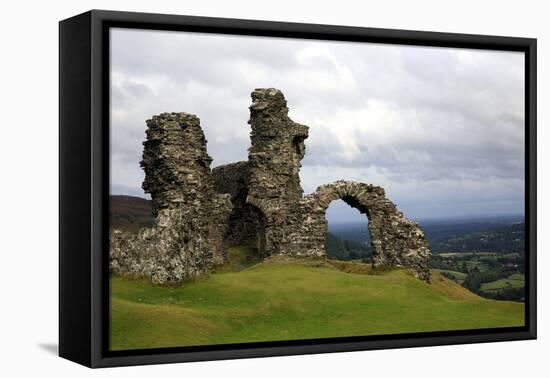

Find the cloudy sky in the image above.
[{"left": 110, "top": 28, "right": 525, "bottom": 223}]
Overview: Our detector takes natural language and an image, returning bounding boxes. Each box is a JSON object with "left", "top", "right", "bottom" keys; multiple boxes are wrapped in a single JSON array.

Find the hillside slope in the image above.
[
  {"left": 110, "top": 195, "right": 153, "bottom": 233},
  {"left": 110, "top": 248, "right": 524, "bottom": 350}
]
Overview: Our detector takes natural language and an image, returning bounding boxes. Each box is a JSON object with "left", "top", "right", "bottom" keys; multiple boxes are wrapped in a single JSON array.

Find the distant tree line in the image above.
[
  {"left": 481, "top": 287, "right": 525, "bottom": 302},
  {"left": 325, "top": 232, "right": 372, "bottom": 261}
]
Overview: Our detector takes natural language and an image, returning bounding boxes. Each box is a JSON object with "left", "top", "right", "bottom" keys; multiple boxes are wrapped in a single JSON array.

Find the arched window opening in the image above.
[
  {"left": 225, "top": 197, "right": 267, "bottom": 258},
  {"left": 325, "top": 199, "right": 372, "bottom": 262}
]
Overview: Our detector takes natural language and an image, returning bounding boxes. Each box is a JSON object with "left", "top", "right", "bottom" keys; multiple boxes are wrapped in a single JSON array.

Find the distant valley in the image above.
[{"left": 327, "top": 215, "right": 524, "bottom": 256}]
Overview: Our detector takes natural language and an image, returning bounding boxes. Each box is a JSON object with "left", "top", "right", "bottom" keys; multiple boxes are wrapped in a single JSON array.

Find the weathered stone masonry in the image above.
[
  {"left": 291, "top": 181, "right": 431, "bottom": 281},
  {"left": 246, "top": 88, "right": 309, "bottom": 257},
  {"left": 110, "top": 113, "right": 232, "bottom": 284},
  {"left": 211, "top": 161, "right": 265, "bottom": 251},
  {"left": 110, "top": 88, "right": 431, "bottom": 284}
]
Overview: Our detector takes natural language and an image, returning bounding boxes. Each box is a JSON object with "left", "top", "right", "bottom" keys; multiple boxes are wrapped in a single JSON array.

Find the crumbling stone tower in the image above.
[
  {"left": 140, "top": 113, "right": 232, "bottom": 266},
  {"left": 246, "top": 88, "right": 309, "bottom": 255},
  {"left": 141, "top": 113, "right": 214, "bottom": 218},
  {"left": 110, "top": 113, "right": 232, "bottom": 283}
]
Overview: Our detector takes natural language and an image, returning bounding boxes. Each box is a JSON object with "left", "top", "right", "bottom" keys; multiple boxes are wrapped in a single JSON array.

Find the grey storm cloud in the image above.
[{"left": 109, "top": 28, "right": 525, "bottom": 221}]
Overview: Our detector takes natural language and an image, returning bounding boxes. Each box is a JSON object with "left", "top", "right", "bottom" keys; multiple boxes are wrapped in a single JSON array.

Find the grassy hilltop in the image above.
[{"left": 110, "top": 246, "right": 524, "bottom": 351}]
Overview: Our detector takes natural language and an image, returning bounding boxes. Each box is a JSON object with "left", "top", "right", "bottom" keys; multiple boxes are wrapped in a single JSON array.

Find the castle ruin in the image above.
[{"left": 110, "top": 88, "right": 431, "bottom": 284}]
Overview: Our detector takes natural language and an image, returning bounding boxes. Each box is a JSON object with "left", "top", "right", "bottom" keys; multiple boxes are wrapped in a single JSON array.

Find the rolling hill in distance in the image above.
[{"left": 110, "top": 195, "right": 154, "bottom": 232}]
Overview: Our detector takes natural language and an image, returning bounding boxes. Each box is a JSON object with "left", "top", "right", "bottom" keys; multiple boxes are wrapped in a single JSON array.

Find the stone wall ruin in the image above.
[
  {"left": 110, "top": 113, "right": 232, "bottom": 284},
  {"left": 291, "top": 181, "right": 431, "bottom": 281},
  {"left": 110, "top": 88, "right": 431, "bottom": 284}
]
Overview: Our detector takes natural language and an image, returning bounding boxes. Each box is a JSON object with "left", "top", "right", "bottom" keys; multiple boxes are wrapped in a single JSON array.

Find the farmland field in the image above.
[{"left": 480, "top": 274, "right": 525, "bottom": 293}]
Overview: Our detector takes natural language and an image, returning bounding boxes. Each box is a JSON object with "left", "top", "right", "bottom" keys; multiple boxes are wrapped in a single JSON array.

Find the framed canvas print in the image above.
[{"left": 59, "top": 10, "right": 537, "bottom": 368}]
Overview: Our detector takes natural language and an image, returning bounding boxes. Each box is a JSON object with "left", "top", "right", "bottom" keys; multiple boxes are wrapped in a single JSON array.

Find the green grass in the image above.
[
  {"left": 110, "top": 256, "right": 525, "bottom": 351},
  {"left": 480, "top": 274, "right": 525, "bottom": 293},
  {"left": 214, "top": 245, "right": 264, "bottom": 273}
]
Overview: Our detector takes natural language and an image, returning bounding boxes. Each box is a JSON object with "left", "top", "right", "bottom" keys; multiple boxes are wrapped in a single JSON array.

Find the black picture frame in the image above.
[{"left": 59, "top": 9, "right": 537, "bottom": 368}]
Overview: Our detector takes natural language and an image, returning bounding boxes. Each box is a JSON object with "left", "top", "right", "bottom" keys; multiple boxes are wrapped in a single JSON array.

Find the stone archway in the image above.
[
  {"left": 289, "top": 180, "right": 431, "bottom": 281},
  {"left": 244, "top": 203, "right": 268, "bottom": 256},
  {"left": 210, "top": 161, "right": 268, "bottom": 257},
  {"left": 324, "top": 198, "right": 371, "bottom": 261},
  {"left": 225, "top": 199, "right": 268, "bottom": 257}
]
